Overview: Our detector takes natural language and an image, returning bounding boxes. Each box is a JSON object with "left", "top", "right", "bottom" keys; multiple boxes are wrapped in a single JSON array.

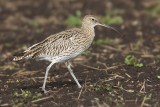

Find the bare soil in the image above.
[{"left": 0, "top": 0, "right": 160, "bottom": 107}]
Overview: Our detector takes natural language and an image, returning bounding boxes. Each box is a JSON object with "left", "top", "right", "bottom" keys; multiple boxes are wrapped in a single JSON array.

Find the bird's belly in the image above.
[
  {"left": 55, "top": 51, "right": 83, "bottom": 62},
  {"left": 51, "top": 46, "right": 88, "bottom": 62}
]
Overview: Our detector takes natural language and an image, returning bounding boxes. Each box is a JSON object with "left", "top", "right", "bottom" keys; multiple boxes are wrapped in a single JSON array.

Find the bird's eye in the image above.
[{"left": 92, "top": 19, "right": 96, "bottom": 22}]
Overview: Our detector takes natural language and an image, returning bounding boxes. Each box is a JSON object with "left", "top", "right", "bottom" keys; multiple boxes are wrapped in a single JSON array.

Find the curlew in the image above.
[{"left": 13, "top": 15, "right": 121, "bottom": 93}]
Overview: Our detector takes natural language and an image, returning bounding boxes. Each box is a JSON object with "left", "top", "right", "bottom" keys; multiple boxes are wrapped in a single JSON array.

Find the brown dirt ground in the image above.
[{"left": 0, "top": 0, "right": 160, "bottom": 107}]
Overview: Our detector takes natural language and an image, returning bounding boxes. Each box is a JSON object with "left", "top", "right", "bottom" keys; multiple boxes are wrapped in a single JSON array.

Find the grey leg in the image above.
[
  {"left": 42, "top": 61, "right": 55, "bottom": 93},
  {"left": 67, "top": 60, "right": 82, "bottom": 88}
]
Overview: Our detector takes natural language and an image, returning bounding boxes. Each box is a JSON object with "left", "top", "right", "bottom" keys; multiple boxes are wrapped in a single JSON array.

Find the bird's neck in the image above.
[{"left": 81, "top": 25, "right": 95, "bottom": 38}]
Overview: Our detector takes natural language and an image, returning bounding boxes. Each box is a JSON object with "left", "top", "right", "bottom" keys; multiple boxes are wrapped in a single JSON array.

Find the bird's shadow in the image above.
[{"left": 20, "top": 80, "right": 83, "bottom": 92}]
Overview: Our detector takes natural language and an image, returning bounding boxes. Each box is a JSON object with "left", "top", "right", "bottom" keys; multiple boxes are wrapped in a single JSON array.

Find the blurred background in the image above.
[{"left": 0, "top": 0, "right": 160, "bottom": 106}]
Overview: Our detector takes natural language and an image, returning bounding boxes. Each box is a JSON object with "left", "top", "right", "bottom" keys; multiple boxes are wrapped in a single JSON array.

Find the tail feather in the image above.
[
  {"left": 13, "top": 42, "right": 43, "bottom": 61},
  {"left": 13, "top": 56, "right": 25, "bottom": 61},
  {"left": 13, "top": 52, "right": 34, "bottom": 61}
]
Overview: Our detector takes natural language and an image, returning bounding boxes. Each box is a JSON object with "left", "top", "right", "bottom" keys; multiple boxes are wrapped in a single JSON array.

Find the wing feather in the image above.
[{"left": 25, "top": 28, "right": 81, "bottom": 59}]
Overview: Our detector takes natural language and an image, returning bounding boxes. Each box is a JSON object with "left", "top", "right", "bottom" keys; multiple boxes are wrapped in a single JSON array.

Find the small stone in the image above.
[
  {"left": 131, "top": 20, "right": 139, "bottom": 26},
  {"left": 136, "top": 31, "right": 143, "bottom": 37}
]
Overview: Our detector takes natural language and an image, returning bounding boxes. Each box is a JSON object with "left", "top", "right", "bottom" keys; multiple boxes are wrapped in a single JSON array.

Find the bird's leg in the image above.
[
  {"left": 67, "top": 60, "right": 82, "bottom": 88},
  {"left": 41, "top": 61, "right": 55, "bottom": 93}
]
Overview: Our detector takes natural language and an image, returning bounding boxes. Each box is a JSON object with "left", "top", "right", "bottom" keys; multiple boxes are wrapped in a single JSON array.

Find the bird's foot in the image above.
[
  {"left": 40, "top": 87, "right": 48, "bottom": 93},
  {"left": 78, "top": 85, "right": 82, "bottom": 88}
]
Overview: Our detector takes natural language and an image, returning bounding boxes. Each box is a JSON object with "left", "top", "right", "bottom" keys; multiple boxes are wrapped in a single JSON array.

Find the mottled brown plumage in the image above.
[{"left": 13, "top": 15, "right": 121, "bottom": 92}]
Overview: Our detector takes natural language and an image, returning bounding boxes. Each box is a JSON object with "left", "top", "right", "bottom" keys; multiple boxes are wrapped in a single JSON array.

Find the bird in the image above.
[{"left": 13, "top": 15, "right": 121, "bottom": 93}]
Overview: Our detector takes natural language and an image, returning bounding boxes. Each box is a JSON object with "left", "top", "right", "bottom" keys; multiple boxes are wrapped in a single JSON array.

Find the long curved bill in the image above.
[{"left": 98, "top": 23, "right": 122, "bottom": 36}]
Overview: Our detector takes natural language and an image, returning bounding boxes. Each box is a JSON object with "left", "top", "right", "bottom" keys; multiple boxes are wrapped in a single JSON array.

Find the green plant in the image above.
[
  {"left": 22, "top": 90, "right": 31, "bottom": 98},
  {"left": 66, "top": 10, "right": 82, "bottom": 26},
  {"left": 105, "top": 82, "right": 114, "bottom": 92},
  {"left": 93, "top": 37, "right": 113, "bottom": 45},
  {"left": 29, "top": 20, "right": 39, "bottom": 28},
  {"left": 0, "top": 100, "right": 2, "bottom": 104},
  {"left": 124, "top": 55, "right": 143, "bottom": 67},
  {"left": 97, "top": 65, "right": 100, "bottom": 69},
  {"left": 101, "top": 10, "right": 124, "bottom": 25},
  {"left": 157, "top": 55, "right": 160, "bottom": 59},
  {"left": 135, "top": 63, "right": 143, "bottom": 67},
  {"left": 125, "top": 55, "right": 136, "bottom": 65},
  {"left": 13, "top": 90, "right": 32, "bottom": 99},
  {"left": 133, "top": 41, "right": 142, "bottom": 51},
  {"left": 14, "top": 92, "right": 19, "bottom": 97},
  {"left": 106, "top": 96, "right": 113, "bottom": 102},
  {"left": 93, "top": 80, "right": 114, "bottom": 92},
  {"left": 8, "top": 65, "right": 15, "bottom": 70},
  {"left": 116, "top": 95, "right": 125, "bottom": 107},
  {"left": 116, "top": 102, "right": 125, "bottom": 107},
  {"left": 93, "top": 81, "right": 103, "bottom": 91},
  {"left": 157, "top": 76, "right": 160, "bottom": 79},
  {"left": 94, "top": 97, "right": 100, "bottom": 102},
  {"left": 29, "top": 20, "right": 40, "bottom": 33},
  {"left": 4, "top": 43, "right": 12, "bottom": 47},
  {"left": 118, "top": 96, "right": 124, "bottom": 101},
  {"left": 32, "top": 92, "right": 42, "bottom": 100},
  {"left": 13, "top": 91, "right": 32, "bottom": 107},
  {"left": 88, "top": 56, "right": 92, "bottom": 60},
  {"left": 145, "top": 94, "right": 152, "bottom": 101},
  {"left": 12, "top": 90, "right": 42, "bottom": 107},
  {"left": 82, "top": 50, "right": 91, "bottom": 55},
  {"left": 147, "top": 4, "right": 160, "bottom": 18}
]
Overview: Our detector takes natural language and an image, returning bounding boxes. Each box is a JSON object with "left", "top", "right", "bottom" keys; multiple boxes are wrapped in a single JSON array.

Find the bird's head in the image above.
[
  {"left": 82, "top": 15, "right": 99, "bottom": 28},
  {"left": 82, "top": 15, "right": 122, "bottom": 36}
]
